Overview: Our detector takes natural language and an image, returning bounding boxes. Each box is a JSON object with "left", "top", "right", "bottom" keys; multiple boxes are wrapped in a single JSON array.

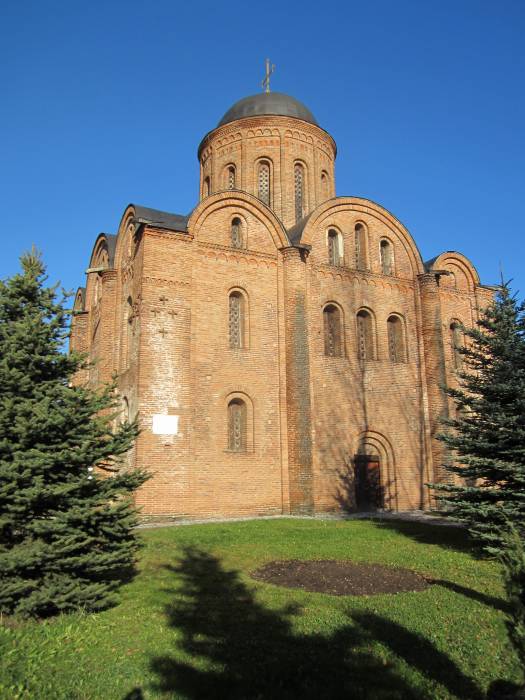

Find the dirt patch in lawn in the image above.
[{"left": 251, "top": 560, "right": 430, "bottom": 596}]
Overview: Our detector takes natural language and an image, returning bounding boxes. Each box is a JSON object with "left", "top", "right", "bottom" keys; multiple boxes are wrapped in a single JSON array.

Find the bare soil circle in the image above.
[{"left": 251, "top": 560, "right": 430, "bottom": 596}]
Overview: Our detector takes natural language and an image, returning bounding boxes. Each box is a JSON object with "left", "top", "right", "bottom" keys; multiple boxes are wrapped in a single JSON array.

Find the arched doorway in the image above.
[{"left": 354, "top": 447, "right": 384, "bottom": 511}]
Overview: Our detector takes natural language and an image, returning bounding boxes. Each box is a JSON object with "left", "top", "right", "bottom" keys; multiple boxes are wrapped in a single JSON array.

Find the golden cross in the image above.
[{"left": 261, "top": 58, "right": 275, "bottom": 93}]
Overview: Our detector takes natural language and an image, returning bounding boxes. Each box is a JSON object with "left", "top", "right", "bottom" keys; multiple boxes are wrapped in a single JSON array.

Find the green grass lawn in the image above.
[{"left": 0, "top": 518, "right": 521, "bottom": 699}]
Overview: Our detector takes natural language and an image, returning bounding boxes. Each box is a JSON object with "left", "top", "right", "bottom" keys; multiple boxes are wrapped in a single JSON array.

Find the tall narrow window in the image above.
[
  {"left": 227, "top": 166, "right": 236, "bottom": 190},
  {"left": 229, "top": 292, "right": 244, "bottom": 349},
  {"left": 357, "top": 310, "right": 374, "bottom": 361},
  {"left": 294, "top": 162, "right": 304, "bottom": 223},
  {"left": 387, "top": 315, "right": 405, "bottom": 363},
  {"left": 125, "top": 296, "right": 133, "bottom": 367},
  {"left": 323, "top": 305, "right": 342, "bottom": 357},
  {"left": 328, "top": 229, "right": 340, "bottom": 266},
  {"left": 321, "top": 171, "right": 329, "bottom": 200},
  {"left": 355, "top": 224, "right": 366, "bottom": 270},
  {"left": 258, "top": 161, "right": 270, "bottom": 205},
  {"left": 380, "top": 239, "right": 393, "bottom": 275},
  {"left": 450, "top": 322, "right": 463, "bottom": 370},
  {"left": 203, "top": 176, "right": 210, "bottom": 197},
  {"left": 231, "top": 218, "right": 242, "bottom": 249},
  {"left": 228, "top": 399, "right": 247, "bottom": 452}
]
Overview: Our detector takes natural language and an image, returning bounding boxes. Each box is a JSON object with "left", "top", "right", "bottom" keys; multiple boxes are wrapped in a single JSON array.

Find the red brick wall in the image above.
[{"left": 70, "top": 115, "right": 494, "bottom": 520}]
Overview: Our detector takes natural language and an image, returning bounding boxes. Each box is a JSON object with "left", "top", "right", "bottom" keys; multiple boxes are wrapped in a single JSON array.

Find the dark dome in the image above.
[{"left": 218, "top": 92, "right": 318, "bottom": 127}]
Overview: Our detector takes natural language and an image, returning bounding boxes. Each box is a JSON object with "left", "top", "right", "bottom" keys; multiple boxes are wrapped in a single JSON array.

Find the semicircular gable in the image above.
[
  {"left": 298, "top": 197, "right": 425, "bottom": 278},
  {"left": 187, "top": 191, "right": 290, "bottom": 251},
  {"left": 114, "top": 205, "right": 138, "bottom": 271},
  {"left": 73, "top": 287, "right": 86, "bottom": 313},
  {"left": 428, "top": 251, "right": 480, "bottom": 291},
  {"left": 89, "top": 232, "right": 117, "bottom": 269}
]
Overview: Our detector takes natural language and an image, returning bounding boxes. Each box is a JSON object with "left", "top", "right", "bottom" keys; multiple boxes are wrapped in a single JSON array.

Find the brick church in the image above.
[{"left": 70, "top": 88, "right": 493, "bottom": 519}]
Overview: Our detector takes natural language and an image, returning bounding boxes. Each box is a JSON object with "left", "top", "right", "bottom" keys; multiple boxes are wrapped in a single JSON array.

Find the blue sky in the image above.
[{"left": 1, "top": 0, "right": 524, "bottom": 299}]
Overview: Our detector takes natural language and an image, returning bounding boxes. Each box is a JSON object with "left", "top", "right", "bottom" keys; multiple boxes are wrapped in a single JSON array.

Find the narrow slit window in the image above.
[
  {"left": 228, "top": 399, "right": 246, "bottom": 452},
  {"left": 294, "top": 163, "right": 304, "bottom": 223},
  {"left": 231, "top": 218, "right": 242, "bottom": 249},
  {"left": 203, "top": 176, "right": 210, "bottom": 197},
  {"left": 258, "top": 161, "right": 270, "bottom": 205},
  {"left": 380, "top": 240, "right": 393, "bottom": 275},
  {"left": 355, "top": 224, "right": 366, "bottom": 270},
  {"left": 227, "top": 166, "right": 236, "bottom": 190},
  {"left": 387, "top": 315, "right": 405, "bottom": 362},
  {"left": 323, "top": 305, "right": 343, "bottom": 357},
  {"left": 229, "top": 292, "right": 244, "bottom": 349},
  {"left": 450, "top": 322, "right": 463, "bottom": 370},
  {"left": 321, "top": 171, "right": 329, "bottom": 200},
  {"left": 328, "top": 230, "right": 340, "bottom": 266},
  {"left": 357, "top": 310, "right": 374, "bottom": 361}
]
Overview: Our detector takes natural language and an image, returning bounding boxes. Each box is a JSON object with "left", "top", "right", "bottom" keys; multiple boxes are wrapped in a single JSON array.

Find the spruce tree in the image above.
[
  {"left": 0, "top": 249, "right": 148, "bottom": 618},
  {"left": 500, "top": 526, "right": 525, "bottom": 676},
  {"left": 432, "top": 282, "right": 525, "bottom": 555}
]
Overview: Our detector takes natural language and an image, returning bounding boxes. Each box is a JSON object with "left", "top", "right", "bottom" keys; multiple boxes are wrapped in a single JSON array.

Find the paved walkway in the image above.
[{"left": 137, "top": 510, "right": 461, "bottom": 530}]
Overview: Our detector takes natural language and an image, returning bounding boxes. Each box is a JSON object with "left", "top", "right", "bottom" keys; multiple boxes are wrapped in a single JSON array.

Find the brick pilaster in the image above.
[{"left": 282, "top": 246, "right": 314, "bottom": 514}]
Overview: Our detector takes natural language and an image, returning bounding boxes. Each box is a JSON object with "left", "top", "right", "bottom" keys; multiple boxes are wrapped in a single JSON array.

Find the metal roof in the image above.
[
  {"left": 218, "top": 92, "right": 318, "bottom": 127},
  {"left": 132, "top": 204, "right": 188, "bottom": 232}
]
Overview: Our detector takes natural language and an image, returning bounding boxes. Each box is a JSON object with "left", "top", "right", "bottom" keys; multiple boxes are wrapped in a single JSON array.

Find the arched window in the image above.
[
  {"left": 203, "top": 176, "right": 210, "bottom": 197},
  {"left": 380, "top": 239, "right": 393, "bottom": 275},
  {"left": 294, "top": 162, "right": 305, "bottom": 223},
  {"left": 320, "top": 171, "right": 329, "bottom": 200},
  {"left": 323, "top": 304, "right": 343, "bottom": 357},
  {"left": 93, "top": 275, "right": 101, "bottom": 306},
  {"left": 226, "top": 165, "right": 236, "bottom": 190},
  {"left": 228, "top": 398, "right": 246, "bottom": 452},
  {"left": 121, "top": 396, "right": 130, "bottom": 423},
  {"left": 327, "top": 229, "right": 340, "bottom": 266},
  {"left": 357, "top": 310, "right": 374, "bottom": 361},
  {"left": 229, "top": 291, "right": 245, "bottom": 349},
  {"left": 387, "top": 315, "right": 406, "bottom": 363},
  {"left": 355, "top": 224, "right": 366, "bottom": 270},
  {"left": 124, "top": 296, "right": 133, "bottom": 367},
  {"left": 450, "top": 322, "right": 463, "bottom": 370},
  {"left": 258, "top": 161, "right": 270, "bottom": 205},
  {"left": 231, "top": 217, "right": 243, "bottom": 249}
]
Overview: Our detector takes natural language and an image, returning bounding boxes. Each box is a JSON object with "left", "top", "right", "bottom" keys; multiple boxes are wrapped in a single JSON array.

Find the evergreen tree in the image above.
[
  {"left": 432, "top": 282, "right": 525, "bottom": 555},
  {"left": 500, "top": 526, "right": 525, "bottom": 676},
  {"left": 0, "top": 249, "right": 148, "bottom": 618}
]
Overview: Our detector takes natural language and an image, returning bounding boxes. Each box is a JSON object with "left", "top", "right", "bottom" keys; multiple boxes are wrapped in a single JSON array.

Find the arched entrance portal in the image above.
[{"left": 354, "top": 447, "right": 384, "bottom": 511}]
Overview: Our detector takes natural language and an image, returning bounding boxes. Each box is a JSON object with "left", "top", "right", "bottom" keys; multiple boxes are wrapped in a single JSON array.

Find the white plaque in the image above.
[{"left": 152, "top": 414, "right": 179, "bottom": 435}]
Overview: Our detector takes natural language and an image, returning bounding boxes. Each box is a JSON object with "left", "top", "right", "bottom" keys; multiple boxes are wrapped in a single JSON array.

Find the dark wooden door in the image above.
[{"left": 354, "top": 456, "right": 383, "bottom": 510}]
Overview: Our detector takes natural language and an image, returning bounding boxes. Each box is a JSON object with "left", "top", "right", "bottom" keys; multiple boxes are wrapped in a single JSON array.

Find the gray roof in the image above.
[
  {"left": 218, "top": 92, "right": 318, "bottom": 127},
  {"left": 105, "top": 234, "right": 117, "bottom": 266},
  {"left": 89, "top": 232, "right": 117, "bottom": 268},
  {"left": 132, "top": 204, "right": 188, "bottom": 232},
  {"left": 287, "top": 213, "right": 313, "bottom": 246},
  {"left": 423, "top": 255, "right": 440, "bottom": 272}
]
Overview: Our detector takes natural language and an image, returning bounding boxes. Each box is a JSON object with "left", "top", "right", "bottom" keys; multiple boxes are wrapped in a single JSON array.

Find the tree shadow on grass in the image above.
[
  {"left": 371, "top": 518, "right": 477, "bottom": 555},
  {"left": 138, "top": 546, "right": 484, "bottom": 700},
  {"left": 430, "top": 579, "right": 509, "bottom": 614}
]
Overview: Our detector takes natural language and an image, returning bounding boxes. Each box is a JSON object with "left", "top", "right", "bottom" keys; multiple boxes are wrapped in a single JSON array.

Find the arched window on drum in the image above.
[
  {"left": 257, "top": 160, "right": 271, "bottom": 205},
  {"left": 294, "top": 162, "right": 305, "bottom": 223},
  {"left": 228, "top": 291, "right": 247, "bottom": 349}
]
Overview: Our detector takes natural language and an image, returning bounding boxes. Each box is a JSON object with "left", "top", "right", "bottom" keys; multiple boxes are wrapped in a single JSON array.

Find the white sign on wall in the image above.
[{"left": 152, "top": 414, "right": 179, "bottom": 435}]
